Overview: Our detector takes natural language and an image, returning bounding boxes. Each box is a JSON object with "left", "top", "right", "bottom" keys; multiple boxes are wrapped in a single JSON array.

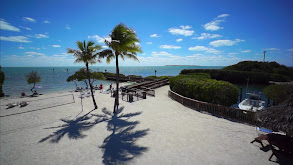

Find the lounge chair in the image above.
[
  {"left": 6, "top": 103, "right": 18, "bottom": 109},
  {"left": 19, "top": 101, "right": 28, "bottom": 107}
]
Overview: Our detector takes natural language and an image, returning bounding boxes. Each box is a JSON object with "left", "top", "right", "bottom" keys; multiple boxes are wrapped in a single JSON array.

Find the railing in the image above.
[{"left": 168, "top": 90, "right": 256, "bottom": 125}]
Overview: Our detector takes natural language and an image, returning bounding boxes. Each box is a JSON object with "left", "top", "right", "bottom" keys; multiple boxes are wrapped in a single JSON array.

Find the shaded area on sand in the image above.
[
  {"left": 39, "top": 108, "right": 98, "bottom": 143},
  {"left": 39, "top": 106, "right": 149, "bottom": 165},
  {"left": 94, "top": 107, "right": 149, "bottom": 165}
]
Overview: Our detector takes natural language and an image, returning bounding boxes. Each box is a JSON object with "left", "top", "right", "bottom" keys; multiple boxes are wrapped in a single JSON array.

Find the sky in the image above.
[{"left": 0, "top": 0, "right": 293, "bottom": 67}]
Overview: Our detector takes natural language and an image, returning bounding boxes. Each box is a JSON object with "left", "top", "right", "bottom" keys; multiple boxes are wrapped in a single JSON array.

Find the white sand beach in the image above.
[{"left": 0, "top": 84, "right": 280, "bottom": 165}]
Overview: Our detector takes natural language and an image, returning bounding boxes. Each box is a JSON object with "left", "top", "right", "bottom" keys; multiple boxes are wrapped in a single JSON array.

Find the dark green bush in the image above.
[
  {"left": 103, "top": 72, "right": 125, "bottom": 77},
  {"left": 145, "top": 76, "right": 170, "bottom": 79},
  {"left": 264, "top": 84, "right": 293, "bottom": 105},
  {"left": 128, "top": 75, "right": 142, "bottom": 78},
  {"left": 170, "top": 73, "right": 238, "bottom": 106}
]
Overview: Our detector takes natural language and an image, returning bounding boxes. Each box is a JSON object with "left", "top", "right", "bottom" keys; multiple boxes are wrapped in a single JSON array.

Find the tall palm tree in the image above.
[
  {"left": 67, "top": 40, "right": 102, "bottom": 109},
  {"left": 99, "top": 23, "right": 142, "bottom": 113}
]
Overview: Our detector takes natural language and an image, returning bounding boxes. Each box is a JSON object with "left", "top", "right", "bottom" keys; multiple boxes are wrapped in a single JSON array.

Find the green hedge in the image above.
[
  {"left": 180, "top": 69, "right": 291, "bottom": 84},
  {"left": 170, "top": 73, "right": 238, "bottom": 106}
]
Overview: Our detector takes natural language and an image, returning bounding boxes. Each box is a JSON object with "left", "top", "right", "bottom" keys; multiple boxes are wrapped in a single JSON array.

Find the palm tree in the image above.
[
  {"left": 99, "top": 23, "right": 142, "bottom": 113},
  {"left": 67, "top": 40, "right": 102, "bottom": 109}
]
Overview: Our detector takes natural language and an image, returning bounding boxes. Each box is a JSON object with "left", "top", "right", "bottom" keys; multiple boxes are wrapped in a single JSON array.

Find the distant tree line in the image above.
[{"left": 180, "top": 61, "right": 293, "bottom": 84}]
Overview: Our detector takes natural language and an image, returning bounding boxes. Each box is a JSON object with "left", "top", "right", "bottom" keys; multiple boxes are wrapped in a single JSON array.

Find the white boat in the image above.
[{"left": 238, "top": 93, "right": 265, "bottom": 112}]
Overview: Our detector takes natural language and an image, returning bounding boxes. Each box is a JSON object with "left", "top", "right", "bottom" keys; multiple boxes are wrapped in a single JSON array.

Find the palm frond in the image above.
[
  {"left": 76, "top": 41, "right": 84, "bottom": 51},
  {"left": 106, "top": 54, "right": 115, "bottom": 64},
  {"left": 98, "top": 49, "right": 114, "bottom": 58}
]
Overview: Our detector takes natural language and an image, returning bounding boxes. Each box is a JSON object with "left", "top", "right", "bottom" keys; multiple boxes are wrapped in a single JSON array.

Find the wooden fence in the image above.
[{"left": 168, "top": 90, "right": 257, "bottom": 125}]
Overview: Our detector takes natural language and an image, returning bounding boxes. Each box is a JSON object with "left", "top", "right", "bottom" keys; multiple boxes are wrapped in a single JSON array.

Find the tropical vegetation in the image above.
[
  {"left": 99, "top": 23, "right": 142, "bottom": 113},
  {"left": 170, "top": 73, "right": 238, "bottom": 106},
  {"left": 181, "top": 61, "right": 293, "bottom": 84},
  {"left": 0, "top": 66, "right": 5, "bottom": 97},
  {"left": 26, "top": 71, "right": 41, "bottom": 93},
  {"left": 263, "top": 84, "right": 293, "bottom": 105},
  {"left": 67, "top": 40, "right": 103, "bottom": 109},
  {"left": 67, "top": 68, "right": 105, "bottom": 88}
]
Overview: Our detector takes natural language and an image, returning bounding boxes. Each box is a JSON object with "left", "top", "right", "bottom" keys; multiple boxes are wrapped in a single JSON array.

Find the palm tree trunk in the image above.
[
  {"left": 114, "top": 52, "right": 119, "bottom": 113},
  {"left": 86, "top": 63, "right": 98, "bottom": 109}
]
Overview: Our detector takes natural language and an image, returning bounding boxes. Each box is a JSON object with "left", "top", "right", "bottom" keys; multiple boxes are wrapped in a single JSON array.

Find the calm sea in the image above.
[{"left": 2, "top": 66, "right": 223, "bottom": 96}]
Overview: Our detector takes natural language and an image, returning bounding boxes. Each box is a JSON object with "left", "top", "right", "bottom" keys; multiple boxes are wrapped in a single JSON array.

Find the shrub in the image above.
[
  {"left": 145, "top": 76, "right": 171, "bottom": 79},
  {"left": 170, "top": 73, "right": 238, "bottom": 106},
  {"left": 263, "top": 84, "right": 293, "bottom": 105}
]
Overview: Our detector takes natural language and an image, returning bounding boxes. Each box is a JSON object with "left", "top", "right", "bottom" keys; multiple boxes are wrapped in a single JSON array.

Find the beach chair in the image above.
[
  {"left": 6, "top": 102, "right": 18, "bottom": 109},
  {"left": 19, "top": 101, "right": 28, "bottom": 107}
]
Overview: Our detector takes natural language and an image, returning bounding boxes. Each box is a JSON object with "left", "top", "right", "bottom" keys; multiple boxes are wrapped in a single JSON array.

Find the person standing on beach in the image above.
[{"left": 110, "top": 84, "right": 112, "bottom": 90}]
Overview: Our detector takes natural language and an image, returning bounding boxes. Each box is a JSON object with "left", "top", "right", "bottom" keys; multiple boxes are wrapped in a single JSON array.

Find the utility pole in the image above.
[{"left": 263, "top": 51, "right": 267, "bottom": 62}]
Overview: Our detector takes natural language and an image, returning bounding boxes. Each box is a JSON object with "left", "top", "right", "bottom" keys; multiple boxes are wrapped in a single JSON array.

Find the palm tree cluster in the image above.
[{"left": 67, "top": 23, "right": 142, "bottom": 112}]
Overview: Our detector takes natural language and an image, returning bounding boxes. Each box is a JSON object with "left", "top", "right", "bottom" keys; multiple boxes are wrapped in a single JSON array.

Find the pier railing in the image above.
[{"left": 168, "top": 90, "right": 256, "bottom": 125}]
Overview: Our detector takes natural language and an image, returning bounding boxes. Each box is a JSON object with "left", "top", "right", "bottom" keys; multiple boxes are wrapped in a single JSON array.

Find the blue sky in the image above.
[{"left": 1, "top": 0, "right": 293, "bottom": 67}]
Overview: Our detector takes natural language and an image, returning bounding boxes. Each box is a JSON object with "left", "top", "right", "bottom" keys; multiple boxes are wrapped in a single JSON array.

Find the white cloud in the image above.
[
  {"left": 228, "top": 52, "right": 239, "bottom": 55},
  {"left": 0, "top": 20, "right": 20, "bottom": 32},
  {"left": 0, "top": 36, "right": 30, "bottom": 42},
  {"left": 29, "top": 47, "right": 41, "bottom": 50},
  {"left": 146, "top": 42, "right": 152, "bottom": 45},
  {"left": 204, "top": 14, "right": 229, "bottom": 31},
  {"left": 18, "top": 46, "right": 24, "bottom": 49},
  {"left": 266, "top": 48, "right": 280, "bottom": 51},
  {"left": 193, "top": 33, "right": 222, "bottom": 40},
  {"left": 210, "top": 39, "right": 244, "bottom": 47},
  {"left": 160, "top": 45, "right": 181, "bottom": 49},
  {"left": 23, "top": 17, "right": 36, "bottom": 22},
  {"left": 34, "top": 34, "right": 49, "bottom": 38},
  {"left": 180, "top": 25, "right": 192, "bottom": 29},
  {"left": 52, "top": 53, "right": 68, "bottom": 57},
  {"left": 65, "top": 25, "right": 71, "bottom": 30},
  {"left": 44, "top": 20, "right": 51, "bottom": 24},
  {"left": 168, "top": 26, "right": 194, "bottom": 36},
  {"left": 25, "top": 51, "right": 45, "bottom": 56},
  {"left": 150, "top": 34, "right": 159, "bottom": 37},
  {"left": 287, "top": 49, "right": 293, "bottom": 52},
  {"left": 150, "top": 51, "right": 181, "bottom": 59},
  {"left": 88, "top": 35, "right": 111, "bottom": 43},
  {"left": 176, "top": 38, "right": 183, "bottom": 42},
  {"left": 23, "top": 27, "right": 32, "bottom": 30},
  {"left": 52, "top": 45, "right": 61, "bottom": 48},
  {"left": 240, "top": 50, "right": 251, "bottom": 53},
  {"left": 217, "top": 14, "right": 229, "bottom": 18},
  {"left": 188, "top": 46, "right": 221, "bottom": 54}
]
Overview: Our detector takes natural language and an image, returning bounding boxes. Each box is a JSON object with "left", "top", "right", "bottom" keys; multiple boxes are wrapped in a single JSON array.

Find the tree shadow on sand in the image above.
[
  {"left": 94, "top": 107, "right": 149, "bottom": 165},
  {"left": 39, "top": 109, "right": 100, "bottom": 143}
]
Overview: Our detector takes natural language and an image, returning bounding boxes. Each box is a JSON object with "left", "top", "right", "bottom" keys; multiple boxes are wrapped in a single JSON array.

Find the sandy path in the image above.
[{"left": 0, "top": 84, "right": 280, "bottom": 165}]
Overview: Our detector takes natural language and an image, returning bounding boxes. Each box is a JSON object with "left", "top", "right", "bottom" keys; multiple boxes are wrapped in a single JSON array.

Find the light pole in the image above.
[{"left": 263, "top": 51, "right": 267, "bottom": 62}]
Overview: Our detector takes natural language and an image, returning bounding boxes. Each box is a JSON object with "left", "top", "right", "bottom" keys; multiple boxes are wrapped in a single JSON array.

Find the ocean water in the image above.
[{"left": 2, "top": 66, "right": 223, "bottom": 96}]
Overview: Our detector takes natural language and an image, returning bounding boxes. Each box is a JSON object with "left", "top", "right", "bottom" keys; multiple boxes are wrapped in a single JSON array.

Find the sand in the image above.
[{"left": 0, "top": 84, "right": 281, "bottom": 165}]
